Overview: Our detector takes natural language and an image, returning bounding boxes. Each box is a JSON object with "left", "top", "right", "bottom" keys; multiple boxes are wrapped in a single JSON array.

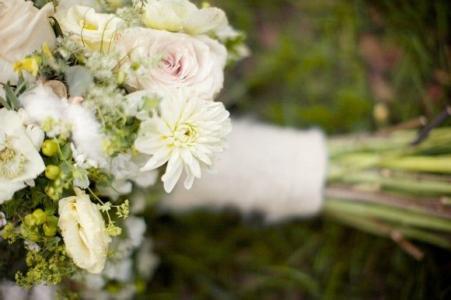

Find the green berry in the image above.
[
  {"left": 45, "top": 165, "right": 60, "bottom": 180},
  {"left": 25, "top": 255, "right": 34, "bottom": 266},
  {"left": 24, "top": 214, "right": 37, "bottom": 227},
  {"left": 43, "top": 223, "right": 57, "bottom": 237},
  {"left": 41, "top": 140, "right": 58, "bottom": 157},
  {"left": 46, "top": 215, "right": 58, "bottom": 226},
  {"left": 32, "top": 209, "right": 47, "bottom": 225},
  {"left": 28, "top": 231, "right": 40, "bottom": 242}
]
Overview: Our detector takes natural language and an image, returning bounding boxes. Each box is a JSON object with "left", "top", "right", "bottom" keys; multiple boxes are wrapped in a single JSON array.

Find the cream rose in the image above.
[
  {"left": 0, "top": 109, "right": 45, "bottom": 204},
  {"left": 117, "top": 28, "right": 227, "bottom": 99},
  {"left": 57, "top": 0, "right": 102, "bottom": 12},
  {"left": 142, "top": 0, "right": 227, "bottom": 35},
  {"left": 57, "top": 5, "right": 124, "bottom": 51},
  {"left": 0, "top": 0, "right": 56, "bottom": 84},
  {"left": 58, "top": 189, "right": 111, "bottom": 274}
]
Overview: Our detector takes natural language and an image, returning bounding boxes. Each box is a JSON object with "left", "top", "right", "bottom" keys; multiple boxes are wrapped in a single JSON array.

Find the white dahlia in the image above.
[{"left": 134, "top": 91, "right": 231, "bottom": 193}]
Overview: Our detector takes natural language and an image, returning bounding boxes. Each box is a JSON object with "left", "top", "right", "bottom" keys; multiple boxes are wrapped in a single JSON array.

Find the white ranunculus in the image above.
[
  {"left": 117, "top": 28, "right": 227, "bottom": 99},
  {"left": 58, "top": 189, "right": 111, "bottom": 274},
  {"left": 0, "top": 109, "right": 45, "bottom": 203},
  {"left": 57, "top": 5, "right": 124, "bottom": 51},
  {"left": 0, "top": 0, "right": 56, "bottom": 84},
  {"left": 141, "top": 0, "right": 227, "bottom": 35},
  {"left": 135, "top": 90, "right": 231, "bottom": 193}
]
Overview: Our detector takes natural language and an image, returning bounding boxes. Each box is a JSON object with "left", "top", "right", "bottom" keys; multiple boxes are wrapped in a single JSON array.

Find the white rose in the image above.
[
  {"left": 57, "top": 5, "right": 124, "bottom": 51},
  {"left": 58, "top": 189, "right": 111, "bottom": 274},
  {"left": 117, "top": 28, "right": 227, "bottom": 99},
  {"left": 142, "top": 0, "right": 227, "bottom": 35},
  {"left": 0, "top": 0, "right": 56, "bottom": 84},
  {"left": 0, "top": 109, "right": 45, "bottom": 203}
]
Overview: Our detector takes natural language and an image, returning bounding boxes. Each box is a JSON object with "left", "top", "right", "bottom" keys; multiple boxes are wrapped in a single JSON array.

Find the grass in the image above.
[{"left": 144, "top": 209, "right": 451, "bottom": 299}]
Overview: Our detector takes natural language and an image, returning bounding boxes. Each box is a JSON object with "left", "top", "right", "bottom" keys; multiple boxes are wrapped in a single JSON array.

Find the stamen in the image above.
[{"left": 0, "top": 147, "right": 27, "bottom": 179}]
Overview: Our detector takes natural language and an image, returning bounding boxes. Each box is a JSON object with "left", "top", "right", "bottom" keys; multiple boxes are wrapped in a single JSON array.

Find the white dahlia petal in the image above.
[{"left": 135, "top": 91, "right": 231, "bottom": 193}]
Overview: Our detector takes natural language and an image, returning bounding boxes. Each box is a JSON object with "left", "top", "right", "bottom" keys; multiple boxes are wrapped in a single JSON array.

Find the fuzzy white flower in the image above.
[
  {"left": 116, "top": 27, "right": 227, "bottom": 99},
  {"left": 58, "top": 189, "right": 111, "bottom": 274},
  {"left": 19, "top": 85, "right": 108, "bottom": 168},
  {"left": 0, "top": 0, "right": 56, "bottom": 84},
  {"left": 134, "top": 91, "right": 231, "bottom": 193},
  {"left": 0, "top": 109, "right": 45, "bottom": 203},
  {"left": 18, "top": 85, "right": 67, "bottom": 128},
  {"left": 57, "top": 5, "right": 124, "bottom": 51},
  {"left": 65, "top": 101, "right": 108, "bottom": 168},
  {"left": 141, "top": 0, "right": 227, "bottom": 35}
]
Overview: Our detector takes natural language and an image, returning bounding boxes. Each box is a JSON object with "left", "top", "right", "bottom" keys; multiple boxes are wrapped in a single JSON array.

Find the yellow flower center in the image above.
[
  {"left": 170, "top": 123, "right": 199, "bottom": 147},
  {"left": 0, "top": 147, "right": 27, "bottom": 179}
]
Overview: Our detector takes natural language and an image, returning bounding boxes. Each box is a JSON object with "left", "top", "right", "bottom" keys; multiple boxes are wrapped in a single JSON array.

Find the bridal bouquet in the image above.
[{"left": 0, "top": 0, "right": 246, "bottom": 292}]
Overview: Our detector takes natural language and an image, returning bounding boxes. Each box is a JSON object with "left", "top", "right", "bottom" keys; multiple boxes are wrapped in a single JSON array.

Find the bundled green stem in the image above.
[{"left": 325, "top": 127, "right": 451, "bottom": 256}]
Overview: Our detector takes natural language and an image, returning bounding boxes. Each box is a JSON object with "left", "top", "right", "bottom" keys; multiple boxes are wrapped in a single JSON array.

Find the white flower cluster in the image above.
[{"left": 0, "top": 0, "right": 242, "bottom": 281}]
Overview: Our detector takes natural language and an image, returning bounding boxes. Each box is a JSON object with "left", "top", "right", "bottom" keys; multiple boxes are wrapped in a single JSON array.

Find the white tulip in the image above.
[
  {"left": 0, "top": 0, "right": 56, "bottom": 84},
  {"left": 0, "top": 109, "right": 46, "bottom": 203},
  {"left": 58, "top": 189, "right": 111, "bottom": 274}
]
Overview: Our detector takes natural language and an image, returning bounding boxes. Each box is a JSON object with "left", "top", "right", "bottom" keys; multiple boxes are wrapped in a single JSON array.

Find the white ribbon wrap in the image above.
[{"left": 163, "top": 120, "right": 328, "bottom": 221}]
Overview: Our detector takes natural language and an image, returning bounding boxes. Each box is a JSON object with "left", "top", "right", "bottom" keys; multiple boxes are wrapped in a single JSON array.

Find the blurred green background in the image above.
[{"left": 144, "top": 0, "right": 451, "bottom": 298}]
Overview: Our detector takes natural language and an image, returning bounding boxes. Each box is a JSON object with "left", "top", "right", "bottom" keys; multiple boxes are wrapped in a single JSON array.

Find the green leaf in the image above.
[
  {"left": 49, "top": 16, "right": 64, "bottom": 38},
  {"left": 4, "top": 83, "right": 19, "bottom": 110}
]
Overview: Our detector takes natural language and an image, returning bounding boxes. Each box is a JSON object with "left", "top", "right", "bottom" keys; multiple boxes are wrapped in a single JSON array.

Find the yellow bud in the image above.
[{"left": 13, "top": 56, "right": 40, "bottom": 77}]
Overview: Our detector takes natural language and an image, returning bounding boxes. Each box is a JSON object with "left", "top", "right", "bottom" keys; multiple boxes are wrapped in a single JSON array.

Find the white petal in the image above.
[
  {"left": 141, "top": 148, "right": 171, "bottom": 171},
  {"left": 162, "top": 153, "right": 183, "bottom": 193}
]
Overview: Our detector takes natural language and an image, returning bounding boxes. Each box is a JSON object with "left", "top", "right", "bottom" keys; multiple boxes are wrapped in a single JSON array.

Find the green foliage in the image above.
[
  {"left": 145, "top": 210, "right": 451, "bottom": 299},
  {"left": 0, "top": 76, "right": 29, "bottom": 110},
  {"left": 16, "top": 242, "right": 77, "bottom": 288},
  {"left": 211, "top": 0, "right": 449, "bottom": 133}
]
